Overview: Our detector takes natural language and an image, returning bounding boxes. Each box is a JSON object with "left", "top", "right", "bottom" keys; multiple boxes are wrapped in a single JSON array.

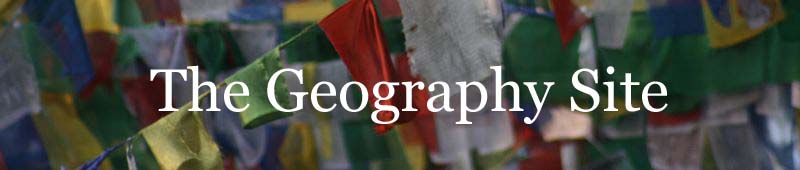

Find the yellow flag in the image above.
[
  {"left": 0, "top": 0, "right": 24, "bottom": 27},
  {"left": 75, "top": 0, "right": 119, "bottom": 33},
  {"left": 279, "top": 123, "right": 319, "bottom": 170},
  {"left": 283, "top": 0, "right": 335, "bottom": 23},
  {"left": 701, "top": 0, "right": 784, "bottom": 48},
  {"left": 140, "top": 104, "right": 222, "bottom": 170},
  {"left": 32, "top": 93, "right": 110, "bottom": 170}
]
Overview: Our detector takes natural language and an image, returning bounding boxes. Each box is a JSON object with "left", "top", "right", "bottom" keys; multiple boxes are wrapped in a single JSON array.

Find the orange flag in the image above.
[{"left": 319, "top": 0, "right": 397, "bottom": 133}]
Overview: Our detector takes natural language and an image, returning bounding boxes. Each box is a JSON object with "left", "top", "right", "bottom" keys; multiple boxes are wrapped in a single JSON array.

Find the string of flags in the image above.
[{"left": 0, "top": 0, "right": 800, "bottom": 169}]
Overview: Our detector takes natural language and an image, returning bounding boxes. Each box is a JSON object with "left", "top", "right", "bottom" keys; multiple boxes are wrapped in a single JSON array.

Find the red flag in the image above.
[
  {"left": 393, "top": 53, "right": 431, "bottom": 123},
  {"left": 80, "top": 32, "right": 117, "bottom": 98},
  {"left": 377, "top": 0, "right": 403, "bottom": 18},
  {"left": 319, "top": 0, "right": 397, "bottom": 133},
  {"left": 552, "top": 0, "right": 589, "bottom": 46},
  {"left": 121, "top": 75, "right": 169, "bottom": 127}
]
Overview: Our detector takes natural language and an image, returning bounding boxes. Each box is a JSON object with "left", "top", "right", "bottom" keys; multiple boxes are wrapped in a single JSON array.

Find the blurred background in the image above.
[{"left": 1, "top": 0, "right": 800, "bottom": 169}]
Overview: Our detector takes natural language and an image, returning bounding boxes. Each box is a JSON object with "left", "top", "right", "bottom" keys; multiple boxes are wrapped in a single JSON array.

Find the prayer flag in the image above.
[
  {"left": 319, "top": 0, "right": 397, "bottom": 133},
  {"left": 646, "top": 0, "right": 707, "bottom": 37},
  {"left": 284, "top": 0, "right": 336, "bottom": 23},
  {"left": 23, "top": 0, "right": 94, "bottom": 92},
  {"left": 228, "top": 0, "right": 283, "bottom": 22},
  {"left": 33, "top": 93, "right": 109, "bottom": 169},
  {"left": 701, "top": 0, "right": 785, "bottom": 48},
  {"left": 0, "top": 0, "right": 24, "bottom": 31},
  {"left": 179, "top": 0, "right": 238, "bottom": 22},
  {"left": 222, "top": 25, "right": 315, "bottom": 128},
  {"left": 552, "top": 0, "right": 589, "bottom": 46},
  {"left": 75, "top": 0, "right": 119, "bottom": 34},
  {"left": 140, "top": 104, "right": 223, "bottom": 170},
  {"left": 0, "top": 27, "right": 40, "bottom": 128},
  {"left": 135, "top": 0, "right": 183, "bottom": 23},
  {"left": 397, "top": 0, "right": 502, "bottom": 89}
]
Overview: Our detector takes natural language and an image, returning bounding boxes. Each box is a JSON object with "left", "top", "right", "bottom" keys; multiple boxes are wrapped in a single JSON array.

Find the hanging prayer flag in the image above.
[
  {"left": 135, "top": 0, "right": 183, "bottom": 23},
  {"left": 33, "top": 93, "right": 109, "bottom": 169},
  {"left": 778, "top": 1, "right": 800, "bottom": 42},
  {"left": 646, "top": 0, "right": 706, "bottom": 37},
  {"left": 503, "top": 15, "right": 582, "bottom": 102},
  {"left": 202, "top": 88, "right": 269, "bottom": 169},
  {"left": 540, "top": 107, "right": 590, "bottom": 142},
  {"left": 312, "top": 60, "right": 356, "bottom": 169},
  {"left": 179, "top": 0, "right": 239, "bottom": 22},
  {"left": 751, "top": 85, "right": 798, "bottom": 169},
  {"left": 113, "top": 0, "right": 144, "bottom": 27},
  {"left": 552, "top": 0, "right": 589, "bottom": 46},
  {"left": 397, "top": 0, "right": 502, "bottom": 89},
  {"left": 75, "top": 84, "right": 156, "bottom": 170},
  {"left": 23, "top": 0, "right": 94, "bottom": 92},
  {"left": 704, "top": 90, "right": 764, "bottom": 169},
  {"left": 0, "top": 115, "right": 51, "bottom": 169},
  {"left": 121, "top": 75, "right": 168, "bottom": 127},
  {"left": 377, "top": 0, "right": 402, "bottom": 18},
  {"left": 392, "top": 53, "right": 430, "bottom": 123},
  {"left": 279, "top": 123, "right": 319, "bottom": 170},
  {"left": 222, "top": 25, "right": 313, "bottom": 128},
  {"left": 0, "top": 27, "right": 40, "bottom": 129},
  {"left": 74, "top": 0, "right": 119, "bottom": 34},
  {"left": 701, "top": 0, "right": 785, "bottom": 48},
  {"left": 319, "top": 0, "right": 397, "bottom": 133},
  {"left": 224, "top": 50, "right": 291, "bottom": 127},
  {"left": 593, "top": 0, "right": 633, "bottom": 49},
  {"left": 186, "top": 22, "right": 247, "bottom": 80},
  {"left": 126, "top": 26, "right": 188, "bottom": 70},
  {"left": 0, "top": 0, "right": 24, "bottom": 31},
  {"left": 80, "top": 32, "right": 117, "bottom": 98},
  {"left": 284, "top": 0, "right": 336, "bottom": 23},
  {"left": 140, "top": 104, "right": 223, "bottom": 170},
  {"left": 647, "top": 111, "right": 704, "bottom": 169},
  {"left": 229, "top": 23, "right": 279, "bottom": 63},
  {"left": 228, "top": 0, "right": 283, "bottom": 23}
]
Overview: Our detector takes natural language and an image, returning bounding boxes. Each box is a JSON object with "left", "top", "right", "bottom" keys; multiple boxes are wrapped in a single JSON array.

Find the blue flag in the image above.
[
  {"left": 23, "top": 0, "right": 94, "bottom": 91},
  {"left": 647, "top": 0, "right": 707, "bottom": 37}
]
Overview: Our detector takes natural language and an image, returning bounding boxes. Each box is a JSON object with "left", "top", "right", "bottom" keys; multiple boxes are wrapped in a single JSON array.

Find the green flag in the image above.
[
  {"left": 224, "top": 25, "right": 315, "bottom": 128},
  {"left": 140, "top": 104, "right": 222, "bottom": 170},
  {"left": 502, "top": 15, "right": 582, "bottom": 103}
]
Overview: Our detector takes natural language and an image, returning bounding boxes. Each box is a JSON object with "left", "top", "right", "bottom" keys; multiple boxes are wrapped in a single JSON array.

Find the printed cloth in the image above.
[
  {"left": 135, "top": 0, "right": 183, "bottom": 23},
  {"left": 179, "top": 0, "right": 239, "bottom": 22},
  {"left": 0, "top": 115, "right": 51, "bottom": 169},
  {"left": 704, "top": 88, "right": 769, "bottom": 169},
  {"left": 552, "top": 0, "right": 589, "bottom": 46},
  {"left": 646, "top": 110, "right": 703, "bottom": 170},
  {"left": 33, "top": 93, "right": 109, "bottom": 169},
  {"left": 593, "top": 0, "right": 633, "bottom": 49},
  {"left": 202, "top": 79, "right": 269, "bottom": 169},
  {"left": 125, "top": 26, "right": 188, "bottom": 70},
  {"left": 141, "top": 104, "right": 223, "bottom": 170},
  {"left": 75, "top": 0, "right": 119, "bottom": 34},
  {"left": 431, "top": 75, "right": 514, "bottom": 169},
  {"left": 283, "top": 0, "right": 335, "bottom": 23},
  {"left": 75, "top": 85, "right": 158, "bottom": 170},
  {"left": 23, "top": 0, "right": 94, "bottom": 91},
  {"left": 397, "top": 0, "right": 502, "bottom": 92},
  {"left": 0, "top": 27, "right": 40, "bottom": 129},
  {"left": 313, "top": 60, "right": 354, "bottom": 169},
  {"left": 502, "top": 15, "right": 582, "bottom": 103},
  {"left": 701, "top": 0, "right": 785, "bottom": 48},
  {"left": 229, "top": 23, "right": 279, "bottom": 63},
  {"left": 646, "top": 0, "right": 707, "bottom": 37},
  {"left": 228, "top": 0, "right": 283, "bottom": 23}
]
